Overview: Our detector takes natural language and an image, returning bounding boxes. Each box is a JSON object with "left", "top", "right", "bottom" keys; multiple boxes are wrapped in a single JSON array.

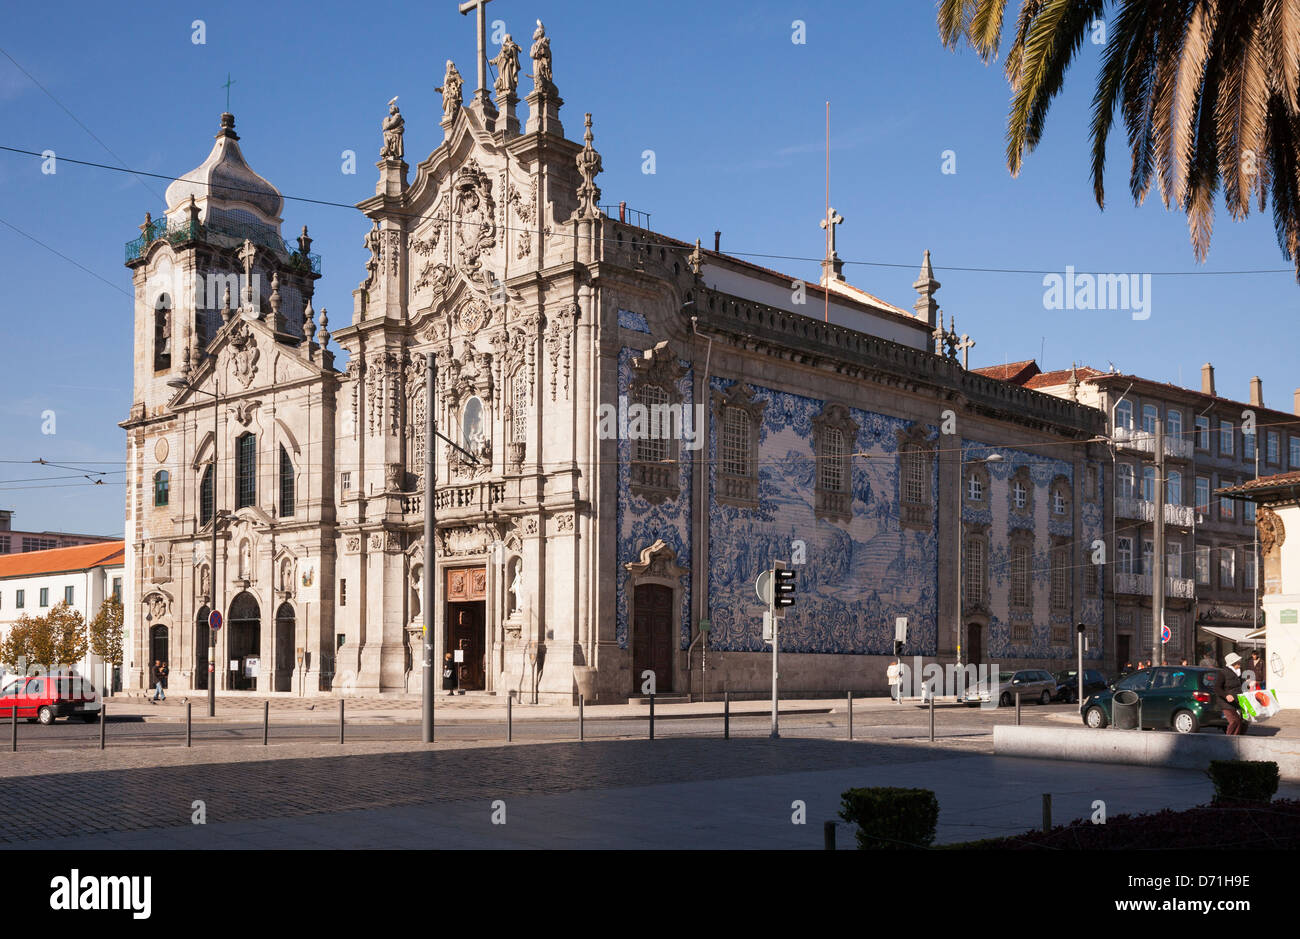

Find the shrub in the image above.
[
  {"left": 839, "top": 786, "right": 939, "bottom": 850},
  {"left": 1206, "top": 760, "right": 1279, "bottom": 806}
]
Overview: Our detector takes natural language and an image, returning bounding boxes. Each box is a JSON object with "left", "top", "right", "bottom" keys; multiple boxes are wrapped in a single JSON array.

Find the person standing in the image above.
[
  {"left": 151, "top": 660, "right": 167, "bottom": 702},
  {"left": 442, "top": 652, "right": 458, "bottom": 696},
  {"left": 1216, "top": 652, "right": 1246, "bottom": 736},
  {"left": 886, "top": 658, "right": 900, "bottom": 701}
]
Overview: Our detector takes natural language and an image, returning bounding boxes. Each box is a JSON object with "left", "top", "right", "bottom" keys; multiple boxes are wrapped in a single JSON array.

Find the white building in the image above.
[{"left": 0, "top": 542, "right": 126, "bottom": 690}]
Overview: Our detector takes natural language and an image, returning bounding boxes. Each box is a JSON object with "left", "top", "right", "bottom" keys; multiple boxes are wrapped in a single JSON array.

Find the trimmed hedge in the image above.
[
  {"left": 839, "top": 786, "right": 939, "bottom": 850},
  {"left": 1206, "top": 759, "right": 1279, "bottom": 807},
  {"left": 943, "top": 799, "right": 1300, "bottom": 850}
]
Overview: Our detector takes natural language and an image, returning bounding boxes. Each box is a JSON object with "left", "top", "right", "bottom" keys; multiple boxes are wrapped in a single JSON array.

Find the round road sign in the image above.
[
  {"left": 209, "top": 610, "right": 223, "bottom": 631},
  {"left": 1160, "top": 624, "right": 1171, "bottom": 644}
]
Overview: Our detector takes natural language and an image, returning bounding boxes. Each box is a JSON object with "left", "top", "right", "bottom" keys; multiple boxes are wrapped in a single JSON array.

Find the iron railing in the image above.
[{"left": 125, "top": 211, "right": 321, "bottom": 274}]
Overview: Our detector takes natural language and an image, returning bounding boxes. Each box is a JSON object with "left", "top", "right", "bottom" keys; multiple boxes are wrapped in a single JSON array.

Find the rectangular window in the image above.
[
  {"left": 1219, "top": 548, "right": 1235, "bottom": 588},
  {"left": 1244, "top": 499, "right": 1256, "bottom": 523},
  {"left": 1267, "top": 431, "right": 1280, "bottom": 465},
  {"left": 39, "top": 587, "right": 49, "bottom": 607},
  {"left": 1220, "top": 481, "right": 1234, "bottom": 520},
  {"left": 236, "top": 434, "right": 257, "bottom": 509},
  {"left": 1291, "top": 436, "right": 1300, "bottom": 469},
  {"left": 1195, "top": 476, "right": 1210, "bottom": 512},
  {"left": 0, "top": 535, "right": 8, "bottom": 554},
  {"left": 1244, "top": 550, "right": 1256, "bottom": 589},
  {"left": 154, "top": 470, "right": 169, "bottom": 507},
  {"left": 1117, "top": 537, "right": 1134, "bottom": 574},
  {"left": 1052, "top": 490, "right": 1066, "bottom": 515},
  {"left": 63, "top": 585, "right": 74, "bottom": 605},
  {"left": 199, "top": 465, "right": 214, "bottom": 527},
  {"left": 1167, "top": 472, "right": 1182, "bottom": 506},
  {"left": 339, "top": 579, "right": 347, "bottom": 607},
  {"left": 963, "top": 537, "right": 985, "bottom": 606},
  {"left": 723, "top": 408, "right": 754, "bottom": 479},
  {"left": 279, "top": 446, "right": 296, "bottom": 518},
  {"left": 967, "top": 474, "right": 983, "bottom": 501},
  {"left": 1142, "top": 404, "right": 1157, "bottom": 434},
  {"left": 1166, "top": 409, "right": 1182, "bottom": 442},
  {"left": 1117, "top": 464, "right": 1135, "bottom": 500},
  {"left": 1013, "top": 481, "right": 1027, "bottom": 509},
  {"left": 635, "top": 386, "right": 671, "bottom": 466},
  {"left": 1195, "top": 415, "right": 1210, "bottom": 449},
  {"left": 112, "top": 577, "right": 122, "bottom": 602},
  {"left": 15, "top": 590, "right": 24, "bottom": 609},
  {"left": 1011, "top": 544, "right": 1031, "bottom": 607},
  {"left": 1195, "top": 545, "right": 1211, "bottom": 585},
  {"left": 819, "top": 428, "right": 845, "bottom": 492},
  {"left": 1142, "top": 466, "right": 1156, "bottom": 503},
  {"left": 1219, "top": 420, "right": 1234, "bottom": 456},
  {"left": 1142, "top": 540, "right": 1153, "bottom": 576},
  {"left": 1244, "top": 429, "right": 1256, "bottom": 459},
  {"left": 22, "top": 537, "right": 56, "bottom": 551},
  {"left": 1050, "top": 544, "right": 1069, "bottom": 612},
  {"left": 1166, "top": 543, "right": 1182, "bottom": 579},
  {"left": 340, "top": 471, "right": 352, "bottom": 493}
]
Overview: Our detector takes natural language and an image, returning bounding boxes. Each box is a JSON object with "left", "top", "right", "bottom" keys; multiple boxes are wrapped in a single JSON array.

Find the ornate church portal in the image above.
[{"left": 445, "top": 567, "right": 487, "bottom": 691}]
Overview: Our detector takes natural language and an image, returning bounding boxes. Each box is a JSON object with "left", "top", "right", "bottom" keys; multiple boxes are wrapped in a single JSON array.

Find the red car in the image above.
[{"left": 0, "top": 673, "right": 99, "bottom": 724}]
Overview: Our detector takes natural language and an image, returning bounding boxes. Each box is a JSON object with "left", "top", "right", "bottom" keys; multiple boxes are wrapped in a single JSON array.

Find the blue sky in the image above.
[{"left": 1, "top": 0, "right": 1297, "bottom": 536}]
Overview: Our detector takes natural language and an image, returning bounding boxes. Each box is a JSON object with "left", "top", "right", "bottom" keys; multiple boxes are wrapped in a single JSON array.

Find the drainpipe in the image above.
[{"left": 689, "top": 314, "right": 713, "bottom": 702}]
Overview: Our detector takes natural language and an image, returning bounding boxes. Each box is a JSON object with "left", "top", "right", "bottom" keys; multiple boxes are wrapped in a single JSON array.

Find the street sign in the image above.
[
  {"left": 762, "top": 611, "right": 773, "bottom": 642},
  {"left": 1161, "top": 624, "right": 1171, "bottom": 644},
  {"left": 755, "top": 570, "right": 772, "bottom": 605},
  {"left": 209, "top": 610, "right": 223, "bottom": 631}
]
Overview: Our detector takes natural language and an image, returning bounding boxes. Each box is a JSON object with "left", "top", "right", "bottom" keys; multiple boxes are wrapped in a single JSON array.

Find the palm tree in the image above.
[{"left": 939, "top": 0, "right": 1300, "bottom": 277}]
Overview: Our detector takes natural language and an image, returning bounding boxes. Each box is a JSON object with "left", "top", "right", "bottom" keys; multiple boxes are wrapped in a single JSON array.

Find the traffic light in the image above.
[
  {"left": 773, "top": 569, "right": 797, "bottom": 609},
  {"left": 893, "top": 640, "right": 904, "bottom": 657}
]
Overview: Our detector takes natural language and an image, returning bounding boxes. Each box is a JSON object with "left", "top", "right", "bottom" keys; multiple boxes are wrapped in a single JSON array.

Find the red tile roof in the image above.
[
  {"left": 1217, "top": 471, "right": 1300, "bottom": 498},
  {"left": 971, "top": 360, "right": 1040, "bottom": 384},
  {"left": 0, "top": 541, "right": 125, "bottom": 579},
  {"left": 1023, "top": 366, "right": 1108, "bottom": 389}
]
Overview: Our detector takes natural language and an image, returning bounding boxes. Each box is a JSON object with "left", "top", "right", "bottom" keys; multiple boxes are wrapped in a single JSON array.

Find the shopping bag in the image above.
[{"left": 1237, "top": 688, "right": 1282, "bottom": 722}]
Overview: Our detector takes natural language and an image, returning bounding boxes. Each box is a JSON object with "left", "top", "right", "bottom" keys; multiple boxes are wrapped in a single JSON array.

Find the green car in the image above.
[{"left": 1080, "top": 666, "right": 1229, "bottom": 734}]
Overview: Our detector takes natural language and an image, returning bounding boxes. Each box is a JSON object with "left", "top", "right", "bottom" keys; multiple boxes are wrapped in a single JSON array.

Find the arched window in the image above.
[
  {"left": 722, "top": 406, "right": 752, "bottom": 477},
  {"left": 1142, "top": 465, "right": 1156, "bottom": 502},
  {"left": 153, "top": 470, "right": 169, "bottom": 507},
  {"left": 1142, "top": 404, "right": 1158, "bottom": 434},
  {"left": 819, "top": 428, "right": 845, "bottom": 492},
  {"left": 1010, "top": 535, "right": 1033, "bottom": 610},
  {"left": 236, "top": 433, "right": 257, "bottom": 509},
  {"left": 153, "top": 298, "right": 172, "bottom": 371},
  {"left": 1117, "top": 463, "right": 1135, "bottom": 499},
  {"left": 1166, "top": 470, "right": 1182, "bottom": 506},
  {"left": 199, "top": 464, "right": 214, "bottom": 526},
  {"left": 963, "top": 533, "right": 986, "bottom": 606},
  {"left": 1114, "top": 399, "right": 1133, "bottom": 431},
  {"left": 279, "top": 445, "right": 295, "bottom": 517}
]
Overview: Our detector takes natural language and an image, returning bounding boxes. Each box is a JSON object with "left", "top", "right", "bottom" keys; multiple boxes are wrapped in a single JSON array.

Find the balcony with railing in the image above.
[
  {"left": 1112, "top": 427, "right": 1192, "bottom": 460},
  {"left": 1114, "top": 572, "right": 1196, "bottom": 598},
  {"left": 1113, "top": 496, "right": 1196, "bottom": 527},
  {"left": 125, "top": 210, "right": 321, "bottom": 273}
]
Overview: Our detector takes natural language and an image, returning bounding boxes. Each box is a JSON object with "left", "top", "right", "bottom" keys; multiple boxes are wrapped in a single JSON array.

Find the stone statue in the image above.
[
  {"left": 436, "top": 60, "right": 464, "bottom": 122},
  {"left": 508, "top": 559, "right": 523, "bottom": 616},
  {"left": 199, "top": 566, "right": 210, "bottom": 598},
  {"left": 380, "top": 97, "right": 404, "bottom": 160},
  {"left": 492, "top": 34, "right": 522, "bottom": 96},
  {"left": 530, "top": 20, "right": 552, "bottom": 92}
]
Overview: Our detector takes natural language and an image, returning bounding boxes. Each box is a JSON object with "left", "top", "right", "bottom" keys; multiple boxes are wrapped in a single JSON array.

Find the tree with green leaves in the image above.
[
  {"left": 938, "top": 0, "right": 1300, "bottom": 276},
  {"left": 88, "top": 595, "right": 125, "bottom": 672},
  {"left": 0, "top": 603, "right": 88, "bottom": 671}
]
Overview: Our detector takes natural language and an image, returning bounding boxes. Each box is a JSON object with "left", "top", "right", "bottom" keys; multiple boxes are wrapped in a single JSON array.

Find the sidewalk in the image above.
[{"left": 93, "top": 692, "right": 856, "bottom": 724}]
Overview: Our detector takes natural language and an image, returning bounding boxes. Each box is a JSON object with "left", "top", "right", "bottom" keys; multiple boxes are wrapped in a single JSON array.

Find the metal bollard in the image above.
[
  {"left": 824, "top": 820, "right": 837, "bottom": 850},
  {"left": 1015, "top": 691, "right": 1022, "bottom": 726},
  {"left": 578, "top": 694, "right": 584, "bottom": 742},
  {"left": 10, "top": 706, "right": 15, "bottom": 752},
  {"left": 1042, "top": 793, "right": 1052, "bottom": 832},
  {"left": 507, "top": 694, "right": 513, "bottom": 742},
  {"left": 99, "top": 702, "right": 106, "bottom": 750},
  {"left": 186, "top": 701, "right": 192, "bottom": 748},
  {"left": 263, "top": 700, "right": 269, "bottom": 745},
  {"left": 929, "top": 691, "right": 935, "bottom": 742},
  {"left": 339, "top": 699, "right": 345, "bottom": 744},
  {"left": 649, "top": 692, "right": 655, "bottom": 740},
  {"left": 847, "top": 691, "right": 853, "bottom": 741},
  {"left": 723, "top": 691, "right": 730, "bottom": 740}
]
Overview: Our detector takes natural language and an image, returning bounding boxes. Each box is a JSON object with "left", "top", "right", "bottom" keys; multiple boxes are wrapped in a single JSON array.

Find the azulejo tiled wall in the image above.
[
  {"left": 705, "top": 379, "right": 939, "bottom": 655},
  {"left": 615, "top": 346, "right": 693, "bottom": 650}
]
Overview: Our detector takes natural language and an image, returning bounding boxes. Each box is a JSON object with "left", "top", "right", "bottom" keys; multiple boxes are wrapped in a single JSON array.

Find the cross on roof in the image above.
[
  {"left": 820, "top": 206, "right": 844, "bottom": 259},
  {"left": 222, "top": 73, "right": 236, "bottom": 112},
  {"left": 459, "top": 0, "right": 494, "bottom": 103},
  {"left": 956, "top": 333, "right": 976, "bottom": 370}
]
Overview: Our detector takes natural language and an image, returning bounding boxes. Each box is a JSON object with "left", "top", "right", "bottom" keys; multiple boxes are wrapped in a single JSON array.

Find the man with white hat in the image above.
[{"left": 1216, "top": 653, "right": 1246, "bottom": 736}]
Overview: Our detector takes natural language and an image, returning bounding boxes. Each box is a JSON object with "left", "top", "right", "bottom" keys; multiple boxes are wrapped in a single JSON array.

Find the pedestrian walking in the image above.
[
  {"left": 1247, "top": 650, "right": 1264, "bottom": 688},
  {"left": 442, "top": 652, "right": 458, "bottom": 696},
  {"left": 150, "top": 660, "right": 167, "bottom": 702},
  {"left": 886, "top": 658, "right": 901, "bottom": 701},
  {"left": 1215, "top": 652, "right": 1247, "bottom": 736}
]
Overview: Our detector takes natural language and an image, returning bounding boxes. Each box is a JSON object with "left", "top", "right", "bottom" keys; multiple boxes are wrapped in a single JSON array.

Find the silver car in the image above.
[{"left": 963, "top": 668, "right": 1058, "bottom": 707}]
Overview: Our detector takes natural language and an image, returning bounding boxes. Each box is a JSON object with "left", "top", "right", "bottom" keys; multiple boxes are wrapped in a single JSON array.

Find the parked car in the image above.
[
  {"left": 963, "top": 669, "right": 1058, "bottom": 707},
  {"left": 1053, "top": 668, "right": 1108, "bottom": 703},
  {"left": 1080, "top": 666, "right": 1227, "bottom": 734},
  {"left": 0, "top": 672, "right": 100, "bottom": 724}
]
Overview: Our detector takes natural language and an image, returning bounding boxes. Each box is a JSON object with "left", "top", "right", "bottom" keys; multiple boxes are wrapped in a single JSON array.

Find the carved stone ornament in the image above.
[
  {"left": 509, "top": 176, "right": 537, "bottom": 259},
  {"left": 629, "top": 341, "right": 687, "bottom": 396},
  {"left": 553, "top": 512, "right": 575, "bottom": 533},
  {"left": 345, "top": 535, "right": 362, "bottom": 555},
  {"left": 439, "top": 524, "right": 496, "bottom": 557},
  {"left": 229, "top": 321, "right": 260, "bottom": 389},
  {"left": 143, "top": 592, "right": 169, "bottom": 622},
  {"left": 453, "top": 159, "right": 497, "bottom": 274},
  {"left": 233, "top": 400, "right": 259, "bottom": 427},
  {"left": 457, "top": 297, "right": 492, "bottom": 334},
  {"left": 1259, "top": 507, "right": 1286, "bottom": 556},
  {"left": 624, "top": 539, "right": 688, "bottom": 582},
  {"left": 544, "top": 302, "right": 579, "bottom": 401}
]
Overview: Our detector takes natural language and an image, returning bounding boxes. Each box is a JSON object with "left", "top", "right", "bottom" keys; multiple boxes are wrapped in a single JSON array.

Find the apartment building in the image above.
[{"left": 0, "top": 510, "right": 120, "bottom": 555}]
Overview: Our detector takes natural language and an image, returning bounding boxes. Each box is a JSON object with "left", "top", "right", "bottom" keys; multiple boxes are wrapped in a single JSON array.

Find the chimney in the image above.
[
  {"left": 1294, "top": 388, "right": 1300, "bottom": 416},
  {"left": 1250, "top": 376, "right": 1264, "bottom": 407},
  {"left": 1201, "top": 362, "right": 1216, "bottom": 397},
  {"left": 714, "top": 230, "right": 721, "bottom": 253}
]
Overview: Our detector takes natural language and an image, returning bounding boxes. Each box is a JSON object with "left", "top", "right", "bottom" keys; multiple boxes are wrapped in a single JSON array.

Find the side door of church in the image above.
[{"left": 632, "top": 584, "right": 674, "bottom": 694}]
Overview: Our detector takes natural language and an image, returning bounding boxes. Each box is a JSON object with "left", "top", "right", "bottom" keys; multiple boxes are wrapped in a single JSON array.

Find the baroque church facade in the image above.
[{"left": 120, "top": 19, "right": 1111, "bottom": 701}]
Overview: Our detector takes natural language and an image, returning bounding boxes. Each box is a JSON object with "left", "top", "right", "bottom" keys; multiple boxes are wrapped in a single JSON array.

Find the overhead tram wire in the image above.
[{"left": 1, "top": 144, "right": 1297, "bottom": 279}]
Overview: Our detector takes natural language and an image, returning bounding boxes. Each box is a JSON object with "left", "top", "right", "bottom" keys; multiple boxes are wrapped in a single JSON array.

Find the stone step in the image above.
[{"left": 625, "top": 694, "right": 692, "bottom": 706}]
